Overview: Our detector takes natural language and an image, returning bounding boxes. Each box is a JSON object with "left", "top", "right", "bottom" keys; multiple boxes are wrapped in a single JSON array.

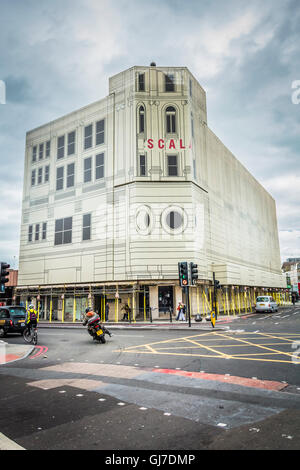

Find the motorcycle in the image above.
[{"left": 83, "top": 313, "right": 108, "bottom": 343}]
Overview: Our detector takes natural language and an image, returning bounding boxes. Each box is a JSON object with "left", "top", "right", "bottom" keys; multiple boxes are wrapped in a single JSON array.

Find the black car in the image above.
[{"left": 0, "top": 306, "right": 27, "bottom": 337}]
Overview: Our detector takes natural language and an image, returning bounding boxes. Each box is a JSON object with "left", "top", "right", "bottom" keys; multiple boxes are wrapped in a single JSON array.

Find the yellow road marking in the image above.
[
  {"left": 213, "top": 332, "right": 296, "bottom": 359},
  {"left": 183, "top": 337, "right": 232, "bottom": 359}
]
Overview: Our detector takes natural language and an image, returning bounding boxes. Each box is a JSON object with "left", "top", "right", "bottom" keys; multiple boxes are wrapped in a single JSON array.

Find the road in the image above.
[{"left": 0, "top": 305, "right": 300, "bottom": 451}]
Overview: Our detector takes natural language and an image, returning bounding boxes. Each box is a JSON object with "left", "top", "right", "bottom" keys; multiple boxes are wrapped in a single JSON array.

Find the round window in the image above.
[
  {"left": 135, "top": 206, "right": 153, "bottom": 235},
  {"left": 161, "top": 206, "right": 187, "bottom": 234},
  {"left": 166, "top": 211, "right": 183, "bottom": 230}
]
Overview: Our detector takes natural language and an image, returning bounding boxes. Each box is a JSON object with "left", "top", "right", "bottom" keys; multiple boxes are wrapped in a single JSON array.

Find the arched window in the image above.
[
  {"left": 166, "top": 106, "right": 176, "bottom": 133},
  {"left": 139, "top": 105, "right": 145, "bottom": 133}
]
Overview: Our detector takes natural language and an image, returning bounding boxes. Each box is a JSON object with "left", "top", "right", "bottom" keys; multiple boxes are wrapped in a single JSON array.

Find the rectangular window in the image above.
[
  {"left": 84, "top": 124, "right": 93, "bottom": 150},
  {"left": 82, "top": 213, "right": 91, "bottom": 241},
  {"left": 39, "top": 143, "right": 44, "bottom": 160},
  {"left": 57, "top": 135, "right": 65, "bottom": 159},
  {"left": 166, "top": 112, "right": 176, "bottom": 133},
  {"left": 38, "top": 167, "right": 43, "bottom": 184},
  {"left": 84, "top": 157, "right": 92, "bottom": 183},
  {"left": 167, "top": 155, "right": 178, "bottom": 176},
  {"left": 56, "top": 166, "right": 64, "bottom": 191},
  {"left": 96, "top": 120, "right": 105, "bottom": 146},
  {"left": 68, "top": 131, "right": 76, "bottom": 155},
  {"left": 42, "top": 222, "right": 47, "bottom": 240},
  {"left": 67, "top": 162, "right": 75, "bottom": 188},
  {"left": 31, "top": 169, "right": 36, "bottom": 186},
  {"left": 35, "top": 224, "right": 40, "bottom": 241},
  {"left": 95, "top": 153, "right": 104, "bottom": 179},
  {"left": 139, "top": 155, "right": 146, "bottom": 176},
  {"left": 55, "top": 217, "right": 72, "bottom": 245},
  {"left": 46, "top": 140, "right": 51, "bottom": 158},
  {"left": 139, "top": 108, "right": 145, "bottom": 133},
  {"left": 138, "top": 73, "right": 145, "bottom": 91},
  {"left": 45, "top": 165, "right": 50, "bottom": 183},
  {"left": 165, "top": 74, "right": 175, "bottom": 92},
  {"left": 189, "top": 78, "right": 192, "bottom": 97},
  {"left": 32, "top": 146, "right": 37, "bottom": 162},
  {"left": 28, "top": 225, "right": 33, "bottom": 242}
]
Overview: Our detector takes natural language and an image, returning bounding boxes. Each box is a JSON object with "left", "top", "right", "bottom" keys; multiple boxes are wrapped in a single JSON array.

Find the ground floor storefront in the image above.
[{"left": 13, "top": 281, "right": 291, "bottom": 323}]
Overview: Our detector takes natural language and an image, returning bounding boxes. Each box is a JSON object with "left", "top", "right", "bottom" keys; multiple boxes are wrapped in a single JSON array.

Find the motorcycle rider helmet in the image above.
[
  {"left": 28, "top": 304, "right": 34, "bottom": 310},
  {"left": 85, "top": 307, "right": 92, "bottom": 313}
]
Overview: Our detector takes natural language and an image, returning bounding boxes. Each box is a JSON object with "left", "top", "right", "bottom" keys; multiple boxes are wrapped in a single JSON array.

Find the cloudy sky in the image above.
[{"left": 0, "top": 0, "right": 299, "bottom": 269}]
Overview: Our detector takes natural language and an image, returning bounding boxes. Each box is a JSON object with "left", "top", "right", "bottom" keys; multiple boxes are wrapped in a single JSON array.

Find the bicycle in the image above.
[{"left": 23, "top": 324, "right": 38, "bottom": 345}]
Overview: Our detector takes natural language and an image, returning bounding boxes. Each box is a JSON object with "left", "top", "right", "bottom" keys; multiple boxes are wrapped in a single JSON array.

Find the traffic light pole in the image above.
[{"left": 185, "top": 286, "right": 191, "bottom": 328}]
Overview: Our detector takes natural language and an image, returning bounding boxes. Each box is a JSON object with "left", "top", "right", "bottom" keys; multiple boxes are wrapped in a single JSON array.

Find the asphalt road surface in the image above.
[{"left": 1, "top": 305, "right": 300, "bottom": 451}]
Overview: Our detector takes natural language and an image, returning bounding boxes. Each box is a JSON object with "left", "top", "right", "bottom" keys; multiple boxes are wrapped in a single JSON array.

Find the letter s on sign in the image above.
[
  {"left": 147, "top": 139, "right": 154, "bottom": 149},
  {"left": 292, "top": 80, "right": 300, "bottom": 104}
]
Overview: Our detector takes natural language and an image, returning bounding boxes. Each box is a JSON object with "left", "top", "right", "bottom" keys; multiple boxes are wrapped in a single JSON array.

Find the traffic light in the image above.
[
  {"left": 214, "top": 279, "right": 221, "bottom": 289},
  {"left": 0, "top": 262, "right": 10, "bottom": 293},
  {"left": 178, "top": 262, "right": 189, "bottom": 287},
  {"left": 190, "top": 263, "right": 198, "bottom": 285}
]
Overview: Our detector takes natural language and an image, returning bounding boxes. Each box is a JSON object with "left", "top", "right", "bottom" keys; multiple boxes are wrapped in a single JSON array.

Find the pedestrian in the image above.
[
  {"left": 105, "top": 302, "right": 110, "bottom": 322},
  {"left": 176, "top": 302, "right": 186, "bottom": 321},
  {"left": 292, "top": 293, "right": 296, "bottom": 306}
]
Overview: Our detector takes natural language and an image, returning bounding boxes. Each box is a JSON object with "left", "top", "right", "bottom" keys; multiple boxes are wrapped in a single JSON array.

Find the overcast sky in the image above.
[{"left": 0, "top": 0, "right": 299, "bottom": 269}]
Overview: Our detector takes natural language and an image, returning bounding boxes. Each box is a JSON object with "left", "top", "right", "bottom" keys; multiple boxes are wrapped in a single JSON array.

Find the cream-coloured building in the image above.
[{"left": 16, "top": 64, "right": 286, "bottom": 321}]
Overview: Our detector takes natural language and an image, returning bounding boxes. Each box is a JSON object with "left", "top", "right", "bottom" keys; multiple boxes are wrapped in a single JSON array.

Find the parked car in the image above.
[
  {"left": 0, "top": 306, "right": 27, "bottom": 337},
  {"left": 255, "top": 296, "right": 278, "bottom": 313}
]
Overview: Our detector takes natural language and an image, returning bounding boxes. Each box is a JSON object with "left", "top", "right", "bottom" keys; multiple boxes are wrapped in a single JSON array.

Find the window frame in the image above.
[
  {"left": 82, "top": 213, "right": 91, "bottom": 241},
  {"left": 84, "top": 124, "right": 93, "bottom": 150},
  {"left": 32, "top": 146, "right": 37, "bottom": 163},
  {"left": 84, "top": 157, "right": 92, "bottom": 183},
  {"left": 56, "top": 166, "right": 64, "bottom": 191},
  {"left": 167, "top": 154, "right": 178, "bottom": 177},
  {"left": 95, "top": 119, "right": 105, "bottom": 146},
  {"left": 165, "top": 74, "right": 175, "bottom": 92},
  {"left": 54, "top": 217, "right": 73, "bottom": 246},
  {"left": 66, "top": 162, "right": 75, "bottom": 188},
  {"left": 166, "top": 106, "right": 176, "bottom": 134},
  {"left": 95, "top": 153, "right": 104, "bottom": 180},
  {"left": 57, "top": 135, "right": 65, "bottom": 160},
  {"left": 138, "top": 73, "right": 145, "bottom": 92},
  {"left": 139, "top": 155, "right": 147, "bottom": 176},
  {"left": 67, "top": 131, "right": 76, "bottom": 156}
]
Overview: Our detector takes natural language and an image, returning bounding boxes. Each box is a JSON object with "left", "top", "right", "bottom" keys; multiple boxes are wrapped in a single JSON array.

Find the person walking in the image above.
[
  {"left": 105, "top": 302, "right": 110, "bottom": 322},
  {"left": 292, "top": 293, "right": 297, "bottom": 306}
]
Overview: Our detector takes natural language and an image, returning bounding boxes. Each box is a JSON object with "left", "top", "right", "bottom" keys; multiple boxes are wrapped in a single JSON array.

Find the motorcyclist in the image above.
[
  {"left": 83, "top": 307, "right": 112, "bottom": 337},
  {"left": 25, "top": 303, "right": 38, "bottom": 333}
]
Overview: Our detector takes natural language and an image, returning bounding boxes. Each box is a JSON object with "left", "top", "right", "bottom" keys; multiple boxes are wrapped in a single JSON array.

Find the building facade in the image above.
[{"left": 16, "top": 64, "right": 286, "bottom": 321}]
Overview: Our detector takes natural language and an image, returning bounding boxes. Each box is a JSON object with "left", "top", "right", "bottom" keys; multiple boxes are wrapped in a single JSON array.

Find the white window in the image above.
[
  {"left": 84, "top": 124, "right": 93, "bottom": 150},
  {"left": 57, "top": 135, "right": 65, "bottom": 159},
  {"left": 45, "top": 165, "right": 50, "bottom": 183},
  {"left": 84, "top": 157, "right": 92, "bottom": 183},
  {"left": 82, "top": 214, "right": 91, "bottom": 241},
  {"left": 68, "top": 131, "right": 76, "bottom": 155},
  {"left": 166, "top": 106, "right": 176, "bottom": 133},
  {"left": 55, "top": 217, "right": 72, "bottom": 245},
  {"left": 56, "top": 166, "right": 64, "bottom": 190},
  {"left": 167, "top": 155, "right": 178, "bottom": 176},
  {"left": 96, "top": 120, "right": 105, "bottom": 146},
  {"left": 95, "top": 153, "right": 104, "bottom": 179},
  {"left": 32, "top": 146, "right": 37, "bottom": 162},
  {"left": 67, "top": 163, "right": 75, "bottom": 188},
  {"left": 39, "top": 143, "right": 44, "bottom": 160}
]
